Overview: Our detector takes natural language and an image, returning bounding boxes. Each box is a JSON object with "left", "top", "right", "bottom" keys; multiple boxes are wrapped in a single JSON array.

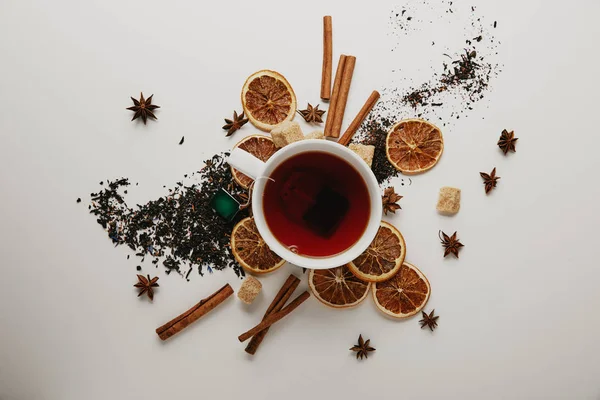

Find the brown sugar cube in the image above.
[
  {"left": 237, "top": 276, "right": 262, "bottom": 304},
  {"left": 270, "top": 121, "right": 304, "bottom": 148},
  {"left": 349, "top": 144, "right": 375, "bottom": 167},
  {"left": 436, "top": 187, "right": 461, "bottom": 215},
  {"left": 305, "top": 130, "right": 325, "bottom": 140}
]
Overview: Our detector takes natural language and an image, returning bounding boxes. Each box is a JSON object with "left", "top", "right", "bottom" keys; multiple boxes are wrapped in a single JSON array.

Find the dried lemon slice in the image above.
[
  {"left": 372, "top": 262, "right": 430, "bottom": 318},
  {"left": 309, "top": 265, "right": 371, "bottom": 308},
  {"left": 241, "top": 70, "right": 297, "bottom": 131},
  {"left": 231, "top": 217, "right": 285, "bottom": 274},
  {"left": 347, "top": 221, "right": 406, "bottom": 283},
  {"left": 386, "top": 118, "right": 444, "bottom": 174}
]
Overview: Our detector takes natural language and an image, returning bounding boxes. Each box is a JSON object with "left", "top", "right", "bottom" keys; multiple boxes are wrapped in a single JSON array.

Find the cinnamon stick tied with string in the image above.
[
  {"left": 338, "top": 90, "right": 380, "bottom": 146},
  {"left": 320, "top": 16, "right": 333, "bottom": 100}
]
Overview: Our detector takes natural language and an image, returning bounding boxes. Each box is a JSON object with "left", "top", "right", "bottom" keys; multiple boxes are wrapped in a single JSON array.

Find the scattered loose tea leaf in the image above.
[
  {"left": 419, "top": 309, "right": 439, "bottom": 331},
  {"left": 134, "top": 274, "right": 159, "bottom": 301},
  {"left": 88, "top": 154, "right": 248, "bottom": 279},
  {"left": 127, "top": 93, "right": 160, "bottom": 125},
  {"left": 136, "top": 266, "right": 141, "bottom": 271},
  {"left": 439, "top": 230, "right": 464, "bottom": 258},
  {"left": 497, "top": 129, "right": 517, "bottom": 155},
  {"left": 179, "top": 136, "right": 185, "bottom": 145},
  {"left": 354, "top": 117, "right": 400, "bottom": 184},
  {"left": 222, "top": 111, "right": 248, "bottom": 137},
  {"left": 480, "top": 167, "right": 500, "bottom": 194},
  {"left": 349, "top": 334, "right": 375, "bottom": 360},
  {"left": 382, "top": 187, "right": 402, "bottom": 215},
  {"left": 76, "top": 198, "right": 81, "bottom": 203},
  {"left": 297, "top": 103, "right": 326, "bottom": 123}
]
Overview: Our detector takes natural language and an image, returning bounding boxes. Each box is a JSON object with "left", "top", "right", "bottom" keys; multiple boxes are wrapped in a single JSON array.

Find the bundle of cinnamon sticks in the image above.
[
  {"left": 320, "top": 16, "right": 380, "bottom": 146},
  {"left": 241, "top": 274, "right": 309, "bottom": 355}
]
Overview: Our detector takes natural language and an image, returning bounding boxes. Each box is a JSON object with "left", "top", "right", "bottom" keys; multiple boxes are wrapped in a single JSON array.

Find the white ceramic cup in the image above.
[{"left": 227, "top": 139, "right": 382, "bottom": 270}]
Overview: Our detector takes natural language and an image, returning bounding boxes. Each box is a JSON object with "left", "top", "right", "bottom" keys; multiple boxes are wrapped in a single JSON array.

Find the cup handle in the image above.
[{"left": 227, "top": 147, "right": 266, "bottom": 180}]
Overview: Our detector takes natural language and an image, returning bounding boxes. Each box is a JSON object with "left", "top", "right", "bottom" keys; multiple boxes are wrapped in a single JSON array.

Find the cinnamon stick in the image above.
[
  {"left": 320, "top": 16, "right": 333, "bottom": 100},
  {"left": 245, "top": 274, "right": 300, "bottom": 355},
  {"left": 238, "top": 291, "right": 310, "bottom": 343},
  {"left": 330, "top": 55, "right": 356, "bottom": 138},
  {"left": 324, "top": 54, "right": 347, "bottom": 137},
  {"left": 156, "top": 283, "right": 233, "bottom": 341},
  {"left": 338, "top": 90, "right": 380, "bottom": 146}
]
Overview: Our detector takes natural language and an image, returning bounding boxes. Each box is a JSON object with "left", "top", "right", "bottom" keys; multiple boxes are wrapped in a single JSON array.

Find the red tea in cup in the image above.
[{"left": 262, "top": 151, "right": 370, "bottom": 257}]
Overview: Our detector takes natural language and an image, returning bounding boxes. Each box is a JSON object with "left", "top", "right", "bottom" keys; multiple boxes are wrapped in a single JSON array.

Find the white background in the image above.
[{"left": 1, "top": 0, "right": 599, "bottom": 399}]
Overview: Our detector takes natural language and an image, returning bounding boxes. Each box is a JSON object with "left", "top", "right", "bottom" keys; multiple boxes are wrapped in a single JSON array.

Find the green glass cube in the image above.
[{"left": 210, "top": 188, "right": 240, "bottom": 222}]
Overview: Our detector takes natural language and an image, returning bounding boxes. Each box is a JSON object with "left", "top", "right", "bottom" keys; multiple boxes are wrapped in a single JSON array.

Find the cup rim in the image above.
[{"left": 251, "top": 139, "right": 382, "bottom": 269}]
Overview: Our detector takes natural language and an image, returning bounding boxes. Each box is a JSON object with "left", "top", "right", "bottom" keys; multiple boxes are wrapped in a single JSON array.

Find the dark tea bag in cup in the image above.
[
  {"left": 279, "top": 169, "right": 325, "bottom": 221},
  {"left": 279, "top": 169, "right": 348, "bottom": 237},
  {"left": 303, "top": 187, "right": 349, "bottom": 237}
]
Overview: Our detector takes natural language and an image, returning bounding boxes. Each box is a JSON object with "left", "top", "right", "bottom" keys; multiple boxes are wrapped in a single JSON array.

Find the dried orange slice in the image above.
[
  {"left": 231, "top": 135, "right": 278, "bottom": 189},
  {"left": 372, "top": 262, "right": 430, "bottom": 318},
  {"left": 308, "top": 265, "right": 371, "bottom": 309},
  {"left": 241, "top": 70, "right": 297, "bottom": 131},
  {"left": 231, "top": 217, "right": 285, "bottom": 274},
  {"left": 386, "top": 118, "right": 444, "bottom": 174},
  {"left": 347, "top": 221, "right": 406, "bottom": 283}
]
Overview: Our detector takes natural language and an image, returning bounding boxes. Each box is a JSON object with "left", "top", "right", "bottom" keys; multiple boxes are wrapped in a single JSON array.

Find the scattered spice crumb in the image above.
[
  {"left": 354, "top": 117, "right": 398, "bottom": 184},
  {"left": 76, "top": 198, "right": 81, "bottom": 203},
  {"left": 386, "top": 1, "right": 501, "bottom": 120},
  {"left": 179, "top": 136, "right": 185, "bottom": 145}
]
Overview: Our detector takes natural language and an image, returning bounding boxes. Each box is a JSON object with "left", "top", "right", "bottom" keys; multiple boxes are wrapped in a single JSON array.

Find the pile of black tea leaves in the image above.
[{"left": 87, "top": 153, "right": 249, "bottom": 280}]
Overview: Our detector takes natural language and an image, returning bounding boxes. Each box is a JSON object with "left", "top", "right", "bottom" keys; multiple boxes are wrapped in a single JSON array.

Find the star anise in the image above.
[
  {"left": 382, "top": 187, "right": 402, "bottom": 215},
  {"left": 439, "top": 230, "right": 464, "bottom": 258},
  {"left": 349, "top": 334, "right": 375, "bottom": 360},
  {"left": 297, "top": 103, "right": 326, "bottom": 123},
  {"left": 497, "top": 129, "right": 518, "bottom": 155},
  {"left": 480, "top": 167, "right": 500, "bottom": 194},
  {"left": 127, "top": 92, "right": 160, "bottom": 125},
  {"left": 419, "top": 309, "right": 439, "bottom": 331},
  {"left": 222, "top": 111, "right": 249, "bottom": 136},
  {"left": 134, "top": 274, "right": 159, "bottom": 301}
]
